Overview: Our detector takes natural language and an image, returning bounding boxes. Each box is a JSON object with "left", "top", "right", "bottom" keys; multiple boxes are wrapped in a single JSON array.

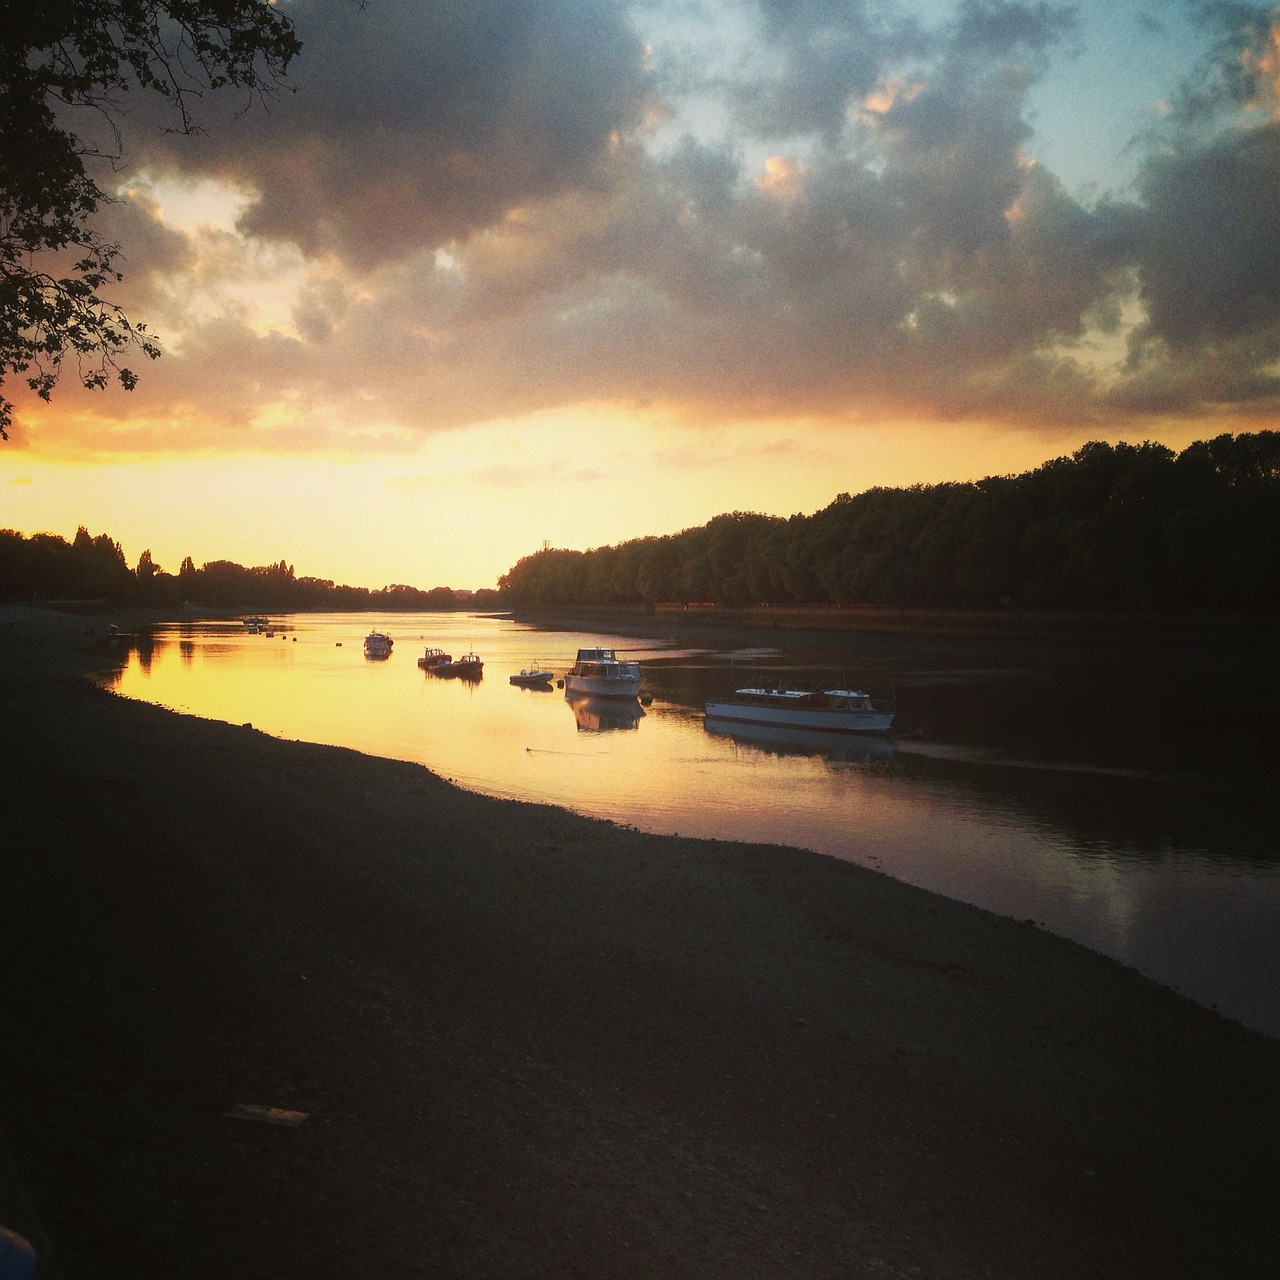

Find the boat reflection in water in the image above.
[
  {"left": 705, "top": 716, "right": 897, "bottom": 763},
  {"left": 567, "top": 693, "right": 645, "bottom": 733}
]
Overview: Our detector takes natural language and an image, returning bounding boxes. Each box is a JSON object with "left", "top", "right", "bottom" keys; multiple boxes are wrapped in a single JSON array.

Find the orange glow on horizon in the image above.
[{"left": 2, "top": 404, "right": 1223, "bottom": 592}]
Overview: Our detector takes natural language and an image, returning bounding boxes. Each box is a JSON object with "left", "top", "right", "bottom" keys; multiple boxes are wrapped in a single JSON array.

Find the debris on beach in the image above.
[{"left": 222, "top": 1104, "right": 310, "bottom": 1127}]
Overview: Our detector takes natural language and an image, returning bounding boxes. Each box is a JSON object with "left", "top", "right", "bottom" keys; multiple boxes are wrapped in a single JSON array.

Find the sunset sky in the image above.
[{"left": 4, "top": 0, "right": 1279, "bottom": 590}]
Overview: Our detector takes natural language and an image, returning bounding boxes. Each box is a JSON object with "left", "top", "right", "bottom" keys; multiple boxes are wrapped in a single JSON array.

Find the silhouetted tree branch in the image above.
[{"left": 0, "top": 0, "right": 301, "bottom": 438}]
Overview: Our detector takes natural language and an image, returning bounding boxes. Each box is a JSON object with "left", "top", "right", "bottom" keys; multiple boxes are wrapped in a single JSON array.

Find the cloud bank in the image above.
[{"left": 18, "top": 0, "right": 1280, "bottom": 453}]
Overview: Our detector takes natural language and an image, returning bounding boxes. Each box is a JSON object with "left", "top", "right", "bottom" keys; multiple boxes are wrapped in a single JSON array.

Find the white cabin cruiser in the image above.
[
  {"left": 363, "top": 631, "right": 394, "bottom": 659},
  {"left": 704, "top": 686, "right": 893, "bottom": 734},
  {"left": 563, "top": 647, "right": 642, "bottom": 699}
]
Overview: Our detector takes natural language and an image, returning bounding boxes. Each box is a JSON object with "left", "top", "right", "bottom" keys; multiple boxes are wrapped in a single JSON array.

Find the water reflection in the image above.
[
  {"left": 134, "top": 631, "right": 157, "bottom": 674},
  {"left": 705, "top": 717, "right": 897, "bottom": 763},
  {"left": 96, "top": 611, "right": 1280, "bottom": 1037},
  {"left": 568, "top": 694, "right": 645, "bottom": 733}
]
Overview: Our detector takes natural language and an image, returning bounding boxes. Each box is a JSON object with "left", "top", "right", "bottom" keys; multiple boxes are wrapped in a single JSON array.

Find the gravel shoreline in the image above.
[{"left": 1, "top": 605, "right": 1277, "bottom": 1278}]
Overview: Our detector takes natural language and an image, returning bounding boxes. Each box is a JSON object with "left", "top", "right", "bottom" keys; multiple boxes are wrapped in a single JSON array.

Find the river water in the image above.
[{"left": 101, "top": 611, "right": 1280, "bottom": 1039}]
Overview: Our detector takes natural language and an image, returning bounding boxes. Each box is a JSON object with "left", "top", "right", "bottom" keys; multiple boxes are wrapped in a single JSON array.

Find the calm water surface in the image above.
[{"left": 103, "top": 612, "right": 1280, "bottom": 1038}]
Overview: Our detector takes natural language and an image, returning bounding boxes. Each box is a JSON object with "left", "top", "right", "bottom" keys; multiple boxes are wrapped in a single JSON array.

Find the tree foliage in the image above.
[
  {"left": 0, "top": 0, "right": 301, "bottom": 437},
  {"left": 0, "top": 528, "right": 500, "bottom": 612},
  {"left": 498, "top": 433, "right": 1280, "bottom": 613}
]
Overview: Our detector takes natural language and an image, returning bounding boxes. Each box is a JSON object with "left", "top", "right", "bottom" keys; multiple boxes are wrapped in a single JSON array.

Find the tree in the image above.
[
  {"left": 0, "top": 1, "right": 301, "bottom": 438},
  {"left": 495, "top": 432, "right": 1280, "bottom": 613},
  {"left": 135, "top": 547, "right": 159, "bottom": 578}
]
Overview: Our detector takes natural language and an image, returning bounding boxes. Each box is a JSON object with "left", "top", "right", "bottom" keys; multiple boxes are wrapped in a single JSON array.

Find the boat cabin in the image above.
[
  {"left": 735, "top": 687, "right": 877, "bottom": 711},
  {"left": 574, "top": 647, "right": 619, "bottom": 663},
  {"left": 571, "top": 648, "right": 639, "bottom": 678}
]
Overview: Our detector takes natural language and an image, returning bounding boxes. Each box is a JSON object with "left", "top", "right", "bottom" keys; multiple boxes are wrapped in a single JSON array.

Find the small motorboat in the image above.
[
  {"left": 417, "top": 647, "right": 453, "bottom": 669},
  {"left": 363, "top": 631, "right": 394, "bottom": 659},
  {"left": 510, "top": 665, "right": 554, "bottom": 688},
  {"left": 436, "top": 651, "right": 483, "bottom": 678}
]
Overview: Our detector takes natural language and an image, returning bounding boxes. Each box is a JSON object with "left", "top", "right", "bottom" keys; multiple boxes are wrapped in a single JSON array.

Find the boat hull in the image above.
[
  {"left": 703, "top": 699, "right": 893, "bottom": 735},
  {"left": 510, "top": 670, "right": 554, "bottom": 687},
  {"left": 563, "top": 673, "right": 642, "bottom": 698}
]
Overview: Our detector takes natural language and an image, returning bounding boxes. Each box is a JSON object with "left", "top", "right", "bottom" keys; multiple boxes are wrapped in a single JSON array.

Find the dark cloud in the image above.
[
  {"left": 291, "top": 278, "right": 350, "bottom": 345},
  {"left": 731, "top": 0, "right": 918, "bottom": 139},
  {"left": 42, "top": 0, "right": 1280, "bottom": 448},
  {"left": 1134, "top": 123, "right": 1280, "bottom": 351},
  {"left": 95, "top": 195, "right": 196, "bottom": 295},
  {"left": 878, "top": 68, "right": 1036, "bottom": 257},
  {"left": 731, "top": 0, "right": 1071, "bottom": 141},
  {"left": 950, "top": 0, "right": 1076, "bottom": 60},
  {"left": 118, "top": 0, "right": 652, "bottom": 268}
]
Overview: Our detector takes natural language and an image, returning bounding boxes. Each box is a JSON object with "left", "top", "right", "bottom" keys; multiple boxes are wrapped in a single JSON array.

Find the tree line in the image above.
[
  {"left": 0, "top": 528, "right": 500, "bottom": 612},
  {"left": 499, "top": 433, "right": 1280, "bottom": 613},
  {"left": 8, "top": 432, "right": 1277, "bottom": 616}
]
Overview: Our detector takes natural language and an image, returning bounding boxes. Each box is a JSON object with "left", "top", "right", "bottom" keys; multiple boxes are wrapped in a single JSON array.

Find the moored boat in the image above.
[
  {"left": 704, "top": 686, "right": 893, "bottom": 734},
  {"left": 510, "top": 664, "right": 554, "bottom": 687},
  {"left": 363, "top": 630, "right": 394, "bottom": 659},
  {"left": 417, "top": 647, "right": 452, "bottom": 669},
  {"left": 437, "top": 651, "right": 483, "bottom": 678},
  {"left": 563, "top": 647, "right": 641, "bottom": 699},
  {"left": 243, "top": 615, "right": 269, "bottom": 633}
]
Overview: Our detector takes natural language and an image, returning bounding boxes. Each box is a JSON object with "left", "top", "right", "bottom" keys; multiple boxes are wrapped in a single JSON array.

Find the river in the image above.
[{"left": 101, "top": 610, "right": 1280, "bottom": 1039}]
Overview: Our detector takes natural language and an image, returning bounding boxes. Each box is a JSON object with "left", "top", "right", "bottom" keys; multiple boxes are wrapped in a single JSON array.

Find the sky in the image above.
[{"left": 3, "top": 0, "right": 1279, "bottom": 590}]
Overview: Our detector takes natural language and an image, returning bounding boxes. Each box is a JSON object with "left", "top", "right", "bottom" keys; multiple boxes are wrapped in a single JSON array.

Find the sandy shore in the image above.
[{"left": 1, "top": 605, "right": 1276, "bottom": 1279}]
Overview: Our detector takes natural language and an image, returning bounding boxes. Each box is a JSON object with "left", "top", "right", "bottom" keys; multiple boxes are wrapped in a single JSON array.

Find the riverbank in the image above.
[
  {"left": 510, "top": 602, "right": 1280, "bottom": 651},
  {"left": 1, "top": 605, "right": 1277, "bottom": 1278}
]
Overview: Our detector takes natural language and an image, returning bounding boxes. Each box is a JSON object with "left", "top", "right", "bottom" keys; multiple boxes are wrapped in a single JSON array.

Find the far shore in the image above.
[
  {"left": 508, "top": 601, "right": 1280, "bottom": 653},
  {"left": 2, "top": 602, "right": 1277, "bottom": 1278}
]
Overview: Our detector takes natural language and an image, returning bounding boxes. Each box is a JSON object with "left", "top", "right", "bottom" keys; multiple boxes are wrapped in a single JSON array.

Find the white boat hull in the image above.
[
  {"left": 564, "top": 673, "right": 642, "bottom": 698},
  {"left": 704, "top": 699, "right": 893, "bottom": 735}
]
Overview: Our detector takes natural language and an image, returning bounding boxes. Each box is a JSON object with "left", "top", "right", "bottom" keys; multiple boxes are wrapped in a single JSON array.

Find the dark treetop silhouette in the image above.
[
  {"left": 0, "top": 1, "right": 300, "bottom": 438},
  {"left": 499, "top": 433, "right": 1280, "bottom": 614}
]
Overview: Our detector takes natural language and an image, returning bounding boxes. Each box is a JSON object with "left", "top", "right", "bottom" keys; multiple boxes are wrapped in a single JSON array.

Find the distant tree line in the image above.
[
  {"left": 499, "top": 433, "right": 1280, "bottom": 612},
  {"left": 0, "top": 528, "right": 501, "bottom": 612}
]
